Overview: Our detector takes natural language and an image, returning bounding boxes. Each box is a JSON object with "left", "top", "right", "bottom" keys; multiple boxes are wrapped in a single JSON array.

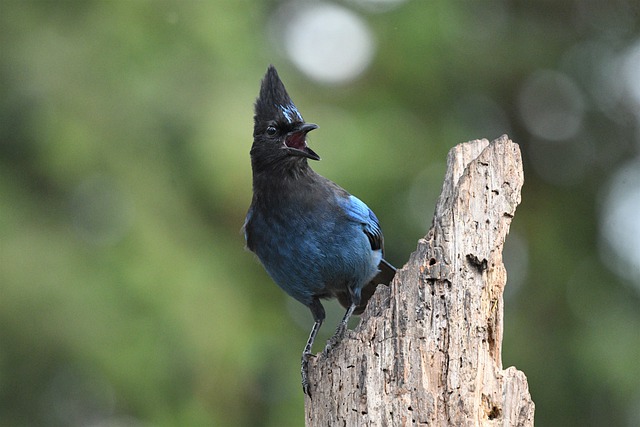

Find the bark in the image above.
[{"left": 305, "top": 135, "right": 534, "bottom": 426}]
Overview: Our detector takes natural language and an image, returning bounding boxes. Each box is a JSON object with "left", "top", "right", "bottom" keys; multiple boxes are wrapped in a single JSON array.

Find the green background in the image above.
[{"left": 1, "top": 1, "right": 639, "bottom": 426}]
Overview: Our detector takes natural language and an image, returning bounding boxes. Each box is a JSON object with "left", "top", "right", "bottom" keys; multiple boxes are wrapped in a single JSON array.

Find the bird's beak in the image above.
[{"left": 284, "top": 123, "right": 320, "bottom": 161}]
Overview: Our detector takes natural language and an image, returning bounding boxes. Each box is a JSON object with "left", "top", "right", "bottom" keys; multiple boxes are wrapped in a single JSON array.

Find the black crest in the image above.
[{"left": 254, "top": 65, "right": 304, "bottom": 127}]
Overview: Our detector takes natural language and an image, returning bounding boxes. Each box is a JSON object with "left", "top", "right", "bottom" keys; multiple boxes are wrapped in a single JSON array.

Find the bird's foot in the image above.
[{"left": 301, "top": 351, "right": 314, "bottom": 397}]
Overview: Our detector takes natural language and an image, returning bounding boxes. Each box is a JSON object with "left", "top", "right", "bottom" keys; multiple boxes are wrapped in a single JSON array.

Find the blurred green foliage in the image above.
[{"left": 1, "top": 1, "right": 640, "bottom": 426}]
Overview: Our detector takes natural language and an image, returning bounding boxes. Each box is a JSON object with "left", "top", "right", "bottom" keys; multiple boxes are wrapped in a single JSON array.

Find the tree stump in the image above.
[{"left": 305, "top": 135, "right": 534, "bottom": 426}]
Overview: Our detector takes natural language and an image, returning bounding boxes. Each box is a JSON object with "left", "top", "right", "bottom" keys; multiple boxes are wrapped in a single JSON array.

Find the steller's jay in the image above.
[{"left": 243, "top": 65, "right": 396, "bottom": 396}]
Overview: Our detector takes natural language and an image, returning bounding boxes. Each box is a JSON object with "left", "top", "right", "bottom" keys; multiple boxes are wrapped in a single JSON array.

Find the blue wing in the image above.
[{"left": 338, "top": 194, "right": 384, "bottom": 252}]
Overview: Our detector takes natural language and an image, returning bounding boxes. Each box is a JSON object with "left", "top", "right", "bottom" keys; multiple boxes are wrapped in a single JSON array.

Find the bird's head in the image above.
[{"left": 251, "top": 66, "right": 319, "bottom": 167}]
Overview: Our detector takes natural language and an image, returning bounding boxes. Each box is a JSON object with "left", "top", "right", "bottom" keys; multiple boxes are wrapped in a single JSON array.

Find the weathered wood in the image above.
[{"left": 305, "top": 135, "right": 534, "bottom": 426}]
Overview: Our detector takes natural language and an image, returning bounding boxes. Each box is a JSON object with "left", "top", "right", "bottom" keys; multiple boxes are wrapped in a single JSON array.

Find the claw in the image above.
[
  {"left": 300, "top": 304, "right": 324, "bottom": 397},
  {"left": 301, "top": 352, "right": 314, "bottom": 397}
]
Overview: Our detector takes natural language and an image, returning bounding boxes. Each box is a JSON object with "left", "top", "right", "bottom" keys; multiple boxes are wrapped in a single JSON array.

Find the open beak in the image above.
[{"left": 284, "top": 123, "right": 320, "bottom": 161}]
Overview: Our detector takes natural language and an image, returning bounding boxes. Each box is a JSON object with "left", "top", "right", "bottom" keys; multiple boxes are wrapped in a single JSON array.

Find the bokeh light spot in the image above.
[
  {"left": 560, "top": 41, "right": 624, "bottom": 117},
  {"left": 276, "top": 2, "right": 376, "bottom": 84},
  {"left": 599, "top": 159, "right": 640, "bottom": 291},
  {"left": 518, "top": 69, "right": 585, "bottom": 141}
]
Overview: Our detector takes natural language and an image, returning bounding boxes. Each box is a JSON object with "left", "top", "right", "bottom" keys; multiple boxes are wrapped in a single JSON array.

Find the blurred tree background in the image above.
[{"left": 1, "top": 1, "right": 640, "bottom": 426}]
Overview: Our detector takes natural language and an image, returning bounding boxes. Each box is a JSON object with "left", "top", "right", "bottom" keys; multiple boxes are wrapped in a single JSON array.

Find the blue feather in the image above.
[
  {"left": 338, "top": 195, "right": 384, "bottom": 252},
  {"left": 278, "top": 102, "right": 303, "bottom": 123}
]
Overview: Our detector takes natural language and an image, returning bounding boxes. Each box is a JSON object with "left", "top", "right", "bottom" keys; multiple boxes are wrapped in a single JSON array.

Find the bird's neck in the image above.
[
  {"left": 251, "top": 157, "right": 320, "bottom": 203},
  {"left": 252, "top": 155, "right": 314, "bottom": 183}
]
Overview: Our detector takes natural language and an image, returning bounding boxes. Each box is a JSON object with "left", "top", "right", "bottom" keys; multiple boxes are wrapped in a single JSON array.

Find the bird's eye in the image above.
[{"left": 266, "top": 126, "right": 277, "bottom": 136}]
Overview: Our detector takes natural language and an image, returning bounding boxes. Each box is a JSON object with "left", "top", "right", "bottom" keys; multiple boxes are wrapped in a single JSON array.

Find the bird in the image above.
[{"left": 243, "top": 65, "right": 396, "bottom": 396}]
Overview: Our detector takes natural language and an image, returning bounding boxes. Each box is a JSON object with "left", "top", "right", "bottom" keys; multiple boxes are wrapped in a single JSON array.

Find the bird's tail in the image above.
[
  {"left": 376, "top": 258, "right": 397, "bottom": 285},
  {"left": 351, "top": 259, "right": 397, "bottom": 315}
]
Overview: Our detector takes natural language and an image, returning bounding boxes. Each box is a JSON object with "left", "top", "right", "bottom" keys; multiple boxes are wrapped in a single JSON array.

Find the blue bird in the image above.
[{"left": 243, "top": 66, "right": 396, "bottom": 396}]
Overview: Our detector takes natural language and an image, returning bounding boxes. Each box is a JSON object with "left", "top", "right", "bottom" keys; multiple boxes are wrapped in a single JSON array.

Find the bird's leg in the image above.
[
  {"left": 325, "top": 302, "right": 357, "bottom": 352},
  {"left": 302, "top": 298, "right": 325, "bottom": 397},
  {"left": 301, "top": 319, "right": 322, "bottom": 396}
]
